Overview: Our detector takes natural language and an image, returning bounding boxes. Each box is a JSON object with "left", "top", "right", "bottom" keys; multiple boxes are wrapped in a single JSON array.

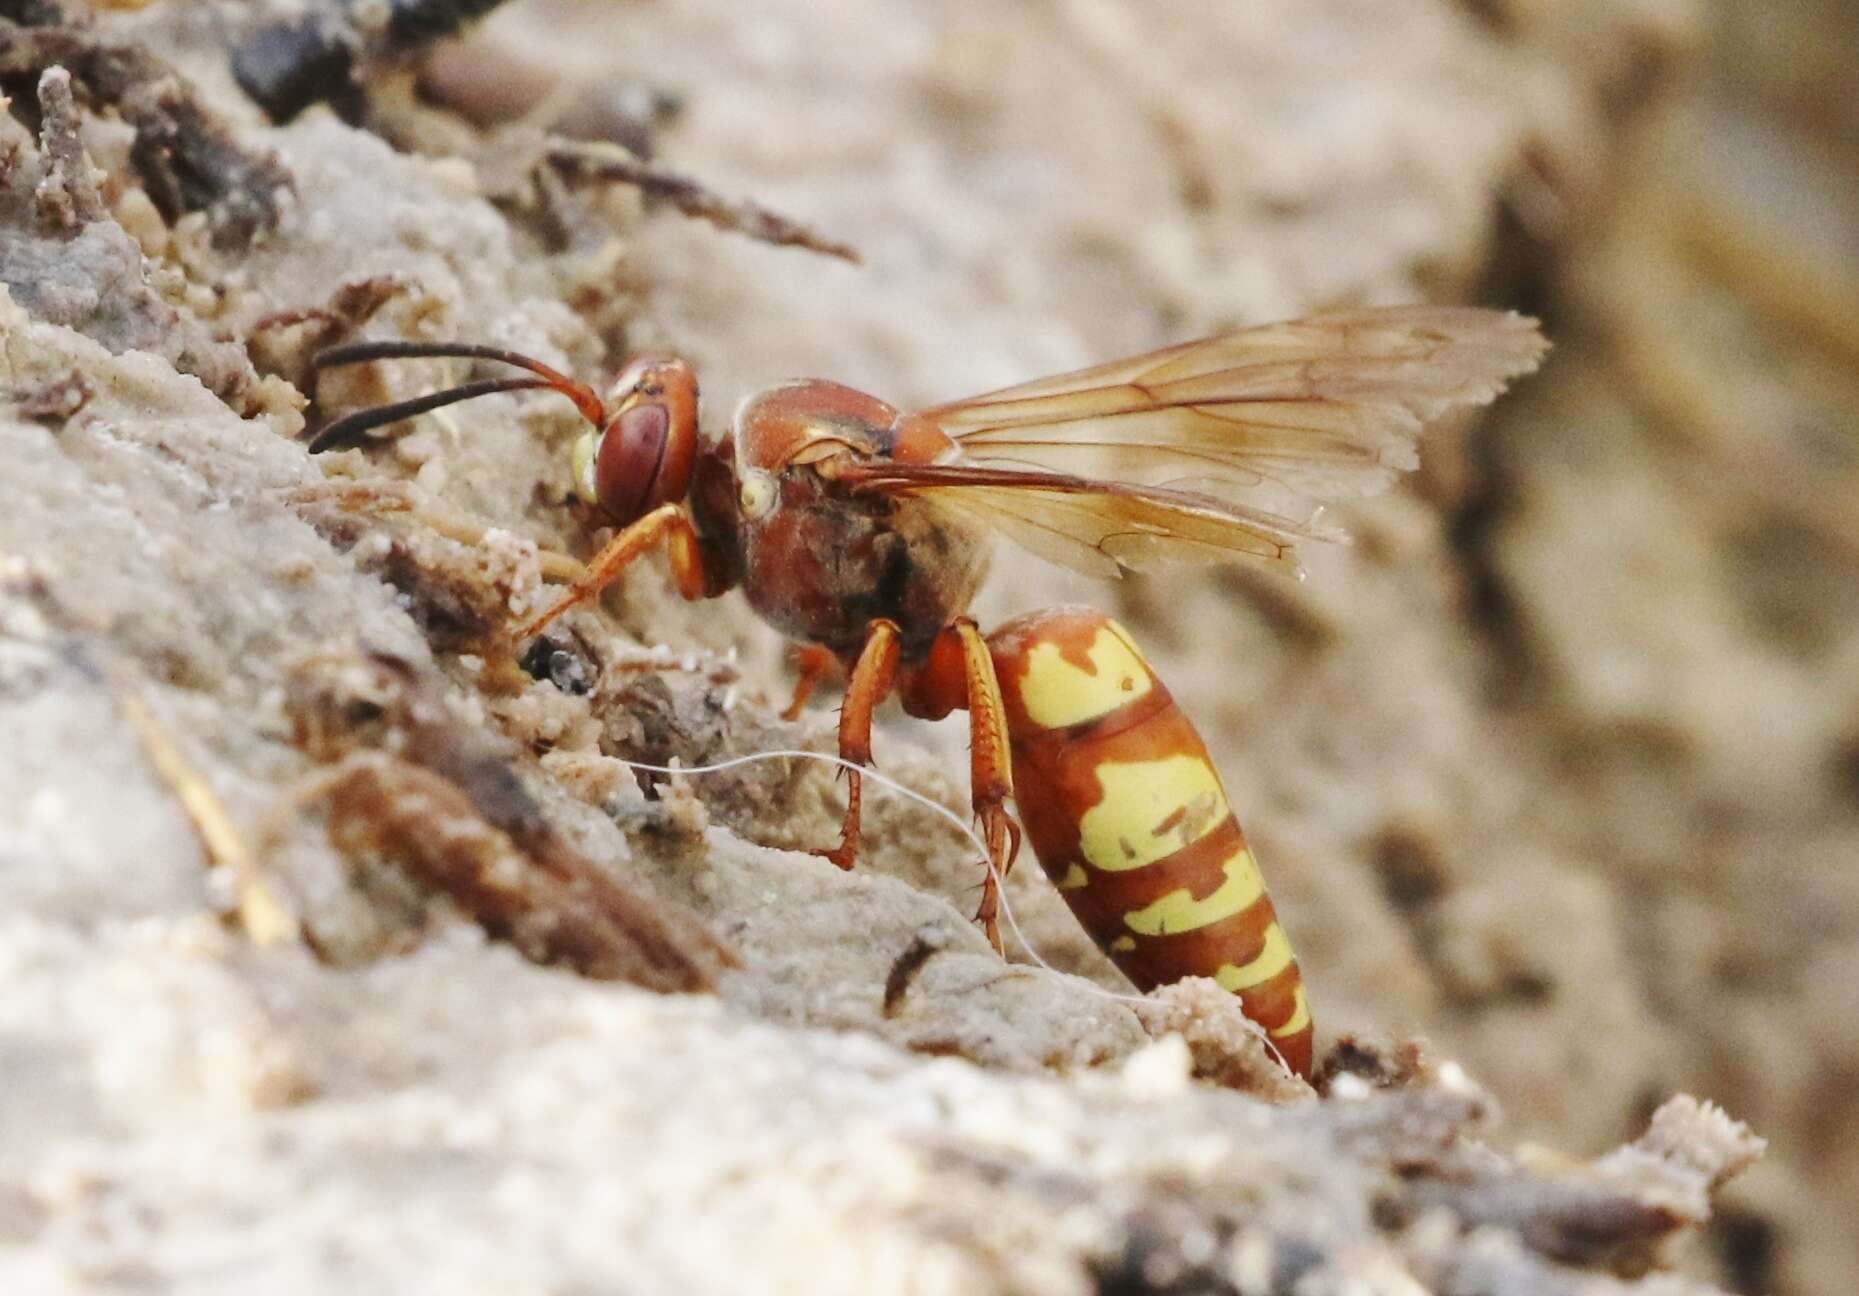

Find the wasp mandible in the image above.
[{"left": 312, "top": 306, "right": 1546, "bottom": 1077}]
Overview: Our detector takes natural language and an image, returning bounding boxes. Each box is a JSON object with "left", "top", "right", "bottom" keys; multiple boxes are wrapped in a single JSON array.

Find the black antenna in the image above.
[
  {"left": 308, "top": 377, "right": 558, "bottom": 453},
  {"left": 308, "top": 340, "right": 608, "bottom": 452}
]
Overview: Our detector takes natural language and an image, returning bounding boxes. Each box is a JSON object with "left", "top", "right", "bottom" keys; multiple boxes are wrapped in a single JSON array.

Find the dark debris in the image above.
[
  {"left": 231, "top": 0, "right": 509, "bottom": 124},
  {"left": 3, "top": 367, "right": 90, "bottom": 422},
  {"left": 282, "top": 648, "right": 738, "bottom": 992},
  {"left": 519, "top": 633, "right": 595, "bottom": 696},
  {"left": 246, "top": 273, "right": 420, "bottom": 392},
  {"left": 881, "top": 927, "right": 949, "bottom": 1018},
  {"left": 0, "top": 66, "right": 257, "bottom": 402},
  {"left": 0, "top": 2, "right": 293, "bottom": 247}
]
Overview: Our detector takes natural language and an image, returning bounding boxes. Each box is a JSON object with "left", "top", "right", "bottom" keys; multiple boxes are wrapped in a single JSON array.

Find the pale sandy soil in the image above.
[{"left": 4, "top": 0, "right": 1853, "bottom": 1292}]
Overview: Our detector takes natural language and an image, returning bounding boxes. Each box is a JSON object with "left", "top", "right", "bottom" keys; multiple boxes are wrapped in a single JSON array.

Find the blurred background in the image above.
[{"left": 390, "top": 2, "right": 1859, "bottom": 1290}]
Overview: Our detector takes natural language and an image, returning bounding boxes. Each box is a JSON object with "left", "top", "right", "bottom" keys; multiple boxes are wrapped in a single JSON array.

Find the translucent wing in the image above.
[
  {"left": 857, "top": 306, "right": 1546, "bottom": 578},
  {"left": 831, "top": 462, "right": 1333, "bottom": 579}
]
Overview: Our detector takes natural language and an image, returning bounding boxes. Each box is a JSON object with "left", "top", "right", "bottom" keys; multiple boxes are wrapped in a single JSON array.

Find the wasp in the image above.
[{"left": 311, "top": 306, "right": 1546, "bottom": 1077}]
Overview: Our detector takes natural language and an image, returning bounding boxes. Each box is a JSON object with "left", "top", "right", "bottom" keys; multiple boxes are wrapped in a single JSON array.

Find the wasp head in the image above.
[{"left": 573, "top": 355, "right": 700, "bottom": 525}]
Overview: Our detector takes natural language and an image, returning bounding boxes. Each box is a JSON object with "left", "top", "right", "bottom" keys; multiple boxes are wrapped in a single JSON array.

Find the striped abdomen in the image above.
[{"left": 987, "top": 606, "right": 1312, "bottom": 1078}]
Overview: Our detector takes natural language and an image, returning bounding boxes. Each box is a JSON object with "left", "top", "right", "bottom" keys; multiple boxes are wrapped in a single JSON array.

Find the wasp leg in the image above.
[
  {"left": 814, "top": 619, "right": 900, "bottom": 872},
  {"left": 514, "top": 502, "right": 711, "bottom": 642},
  {"left": 950, "top": 620, "right": 1019, "bottom": 953},
  {"left": 782, "top": 644, "right": 839, "bottom": 721},
  {"left": 906, "top": 619, "right": 1019, "bottom": 953}
]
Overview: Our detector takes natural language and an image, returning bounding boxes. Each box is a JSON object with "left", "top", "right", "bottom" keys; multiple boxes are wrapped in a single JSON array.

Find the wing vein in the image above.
[{"left": 860, "top": 306, "right": 1545, "bottom": 578}]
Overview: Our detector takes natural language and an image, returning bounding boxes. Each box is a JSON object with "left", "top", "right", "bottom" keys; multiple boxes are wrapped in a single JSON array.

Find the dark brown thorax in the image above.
[{"left": 722, "top": 380, "right": 993, "bottom": 662}]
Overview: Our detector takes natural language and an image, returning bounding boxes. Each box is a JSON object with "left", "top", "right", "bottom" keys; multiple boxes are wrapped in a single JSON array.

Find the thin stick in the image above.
[
  {"left": 116, "top": 685, "right": 301, "bottom": 947},
  {"left": 547, "top": 139, "right": 862, "bottom": 265},
  {"left": 278, "top": 481, "right": 589, "bottom": 584}
]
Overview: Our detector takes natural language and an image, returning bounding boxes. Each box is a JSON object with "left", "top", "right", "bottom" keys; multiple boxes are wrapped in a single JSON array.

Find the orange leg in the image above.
[
  {"left": 906, "top": 619, "right": 1020, "bottom": 953},
  {"left": 949, "top": 621, "right": 1020, "bottom": 953},
  {"left": 514, "top": 502, "right": 710, "bottom": 642},
  {"left": 782, "top": 644, "right": 839, "bottom": 721},
  {"left": 815, "top": 620, "right": 900, "bottom": 872}
]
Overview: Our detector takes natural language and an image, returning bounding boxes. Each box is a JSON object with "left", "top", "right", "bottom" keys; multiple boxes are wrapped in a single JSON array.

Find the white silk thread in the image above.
[{"left": 616, "top": 748, "right": 1152, "bottom": 1005}]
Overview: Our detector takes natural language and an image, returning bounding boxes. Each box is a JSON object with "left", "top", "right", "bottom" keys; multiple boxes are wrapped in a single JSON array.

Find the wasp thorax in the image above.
[{"left": 732, "top": 380, "right": 901, "bottom": 474}]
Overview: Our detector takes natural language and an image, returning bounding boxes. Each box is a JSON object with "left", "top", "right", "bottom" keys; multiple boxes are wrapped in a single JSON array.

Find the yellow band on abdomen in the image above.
[
  {"left": 1122, "top": 847, "right": 1264, "bottom": 936},
  {"left": 1213, "top": 921, "right": 1294, "bottom": 991},
  {"left": 1078, "top": 754, "right": 1228, "bottom": 872},
  {"left": 1015, "top": 622, "right": 1152, "bottom": 729},
  {"left": 1270, "top": 985, "right": 1311, "bottom": 1039}
]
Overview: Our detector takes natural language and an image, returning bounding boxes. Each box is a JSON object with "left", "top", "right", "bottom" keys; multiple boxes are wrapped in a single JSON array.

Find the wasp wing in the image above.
[
  {"left": 863, "top": 306, "right": 1545, "bottom": 577},
  {"left": 831, "top": 462, "right": 1332, "bottom": 579}
]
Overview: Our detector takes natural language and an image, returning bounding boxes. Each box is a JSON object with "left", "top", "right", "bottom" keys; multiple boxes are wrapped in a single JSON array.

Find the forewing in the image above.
[
  {"left": 882, "top": 306, "right": 1545, "bottom": 575},
  {"left": 919, "top": 306, "right": 1546, "bottom": 509}
]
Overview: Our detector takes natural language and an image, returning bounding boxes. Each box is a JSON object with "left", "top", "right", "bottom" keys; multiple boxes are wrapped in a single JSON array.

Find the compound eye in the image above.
[
  {"left": 595, "top": 401, "right": 671, "bottom": 523},
  {"left": 739, "top": 470, "right": 777, "bottom": 520}
]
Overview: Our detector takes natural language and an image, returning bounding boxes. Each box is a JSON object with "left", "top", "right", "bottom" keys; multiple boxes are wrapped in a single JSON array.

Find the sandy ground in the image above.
[{"left": 4, "top": 0, "right": 1853, "bottom": 1291}]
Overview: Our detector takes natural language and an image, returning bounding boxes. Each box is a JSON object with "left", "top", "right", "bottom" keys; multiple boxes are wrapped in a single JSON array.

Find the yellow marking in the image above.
[
  {"left": 1017, "top": 622, "right": 1152, "bottom": 729},
  {"left": 1214, "top": 921, "right": 1294, "bottom": 992},
  {"left": 1121, "top": 847, "right": 1262, "bottom": 936},
  {"left": 1110, "top": 936, "right": 1137, "bottom": 952},
  {"left": 572, "top": 430, "right": 600, "bottom": 501},
  {"left": 1079, "top": 757, "right": 1228, "bottom": 872},
  {"left": 739, "top": 469, "right": 777, "bottom": 519},
  {"left": 1056, "top": 863, "right": 1089, "bottom": 890},
  {"left": 1270, "top": 985, "right": 1311, "bottom": 1039}
]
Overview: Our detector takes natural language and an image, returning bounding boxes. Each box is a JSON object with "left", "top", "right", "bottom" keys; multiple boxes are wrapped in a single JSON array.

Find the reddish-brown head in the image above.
[{"left": 574, "top": 356, "right": 700, "bottom": 525}]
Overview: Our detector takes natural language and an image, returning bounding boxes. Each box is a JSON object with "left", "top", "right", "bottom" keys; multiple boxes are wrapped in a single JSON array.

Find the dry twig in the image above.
[
  {"left": 115, "top": 683, "right": 302, "bottom": 948},
  {"left": 282, "top": 649, "right": 737, "bottom": 992},
  {"left": 546, "top": 138, "right": 861, "bottom": 264}
]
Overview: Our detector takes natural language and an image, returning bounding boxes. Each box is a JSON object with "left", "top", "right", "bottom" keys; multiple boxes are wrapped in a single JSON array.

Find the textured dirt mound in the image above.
[{"left": 4, "top": 0, "right": 1842, "bottom": 1291}]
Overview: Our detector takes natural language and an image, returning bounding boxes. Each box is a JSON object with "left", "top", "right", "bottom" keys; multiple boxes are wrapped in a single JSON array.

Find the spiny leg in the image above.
[
  {"left": 782, "top": 644, "right": 839, "bottom": 721},
  {"left": 514, "top": 502, "right": 711, "bottom": 642},
  {"left": 953, "top": 621, "right": 1020, "bottom": 952},
  {"left": 911, "top": 619, "right": 1020, "bottom": 953},
  {"left": 815, "top": 619, "right": 900, "bottom": 872}
]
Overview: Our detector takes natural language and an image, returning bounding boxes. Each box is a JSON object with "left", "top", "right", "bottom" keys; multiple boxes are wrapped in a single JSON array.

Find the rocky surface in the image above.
[{"left": 3, "top": 0, "right": 1844, "bottom": 1290}]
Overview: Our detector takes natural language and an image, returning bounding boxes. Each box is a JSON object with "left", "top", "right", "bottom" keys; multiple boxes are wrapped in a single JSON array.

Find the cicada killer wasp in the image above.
[{"left": 311, "top": 306, "right": 1547, "bottom": 1077}]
